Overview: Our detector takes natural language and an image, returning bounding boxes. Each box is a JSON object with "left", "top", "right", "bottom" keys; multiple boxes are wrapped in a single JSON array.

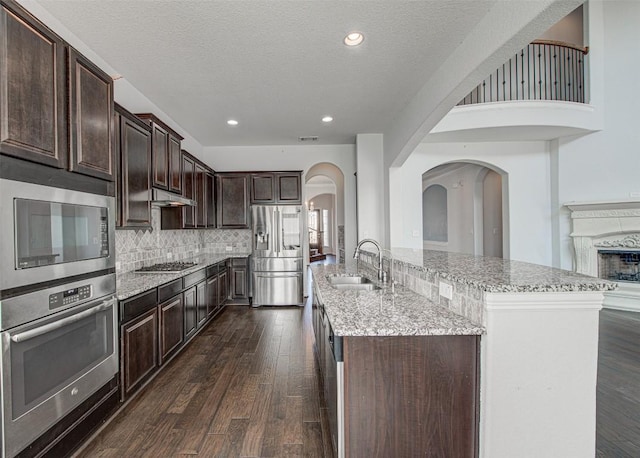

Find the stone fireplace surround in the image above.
[{"left": 567, "top": 200, "right": 640, "bottom": 312}]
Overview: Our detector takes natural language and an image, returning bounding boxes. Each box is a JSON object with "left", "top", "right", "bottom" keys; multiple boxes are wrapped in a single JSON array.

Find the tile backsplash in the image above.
[{"left": 116, "top": 207, "right": 251, "bottom": 273}]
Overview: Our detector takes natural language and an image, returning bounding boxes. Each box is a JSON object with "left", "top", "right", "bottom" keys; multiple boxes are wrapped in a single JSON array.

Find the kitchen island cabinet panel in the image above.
[
  {"left": 68, "top": 48, "right": 114, "bottom": 181},
  {"left": 0, "top": 1, "right": 67, "bottom": 168},
  {"left": 343, "top": 335, "right": 479, "bottom": 457}
]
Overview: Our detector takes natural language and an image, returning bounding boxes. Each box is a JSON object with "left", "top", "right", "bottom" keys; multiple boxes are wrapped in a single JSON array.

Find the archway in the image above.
[
  {"left": 422, "top": 161, "right": 508, "bottom": 258},
  {"left": 305, "top": 163, "right": 345, "bottom": 264}
]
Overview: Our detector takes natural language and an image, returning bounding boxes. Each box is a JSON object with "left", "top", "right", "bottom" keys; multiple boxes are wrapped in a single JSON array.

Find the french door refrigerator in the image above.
[{"left": 251, "top": 205, "right": 304, "bottom": 306}]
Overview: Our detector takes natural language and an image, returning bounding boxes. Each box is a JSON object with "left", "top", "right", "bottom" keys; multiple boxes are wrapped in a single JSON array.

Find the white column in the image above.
[{"left": 355, "top": 134, "right": 385, "bottom": 243}]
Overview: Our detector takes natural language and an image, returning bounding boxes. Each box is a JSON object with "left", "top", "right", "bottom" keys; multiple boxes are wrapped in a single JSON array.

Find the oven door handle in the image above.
[{"left": 10, "top": 299, "right": 114, "bottom": 343}]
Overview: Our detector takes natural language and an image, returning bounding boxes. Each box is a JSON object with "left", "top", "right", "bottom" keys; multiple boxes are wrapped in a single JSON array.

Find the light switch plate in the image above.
[
  {"left": 226, "top": 246, "right": 233, "bottom": 252},
  {"left": 439, "top": 281, "right": 453, "bottom": 300}
]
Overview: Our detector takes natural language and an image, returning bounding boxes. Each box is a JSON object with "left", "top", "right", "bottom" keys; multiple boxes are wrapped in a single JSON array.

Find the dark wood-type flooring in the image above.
[
  {"left": 75, "top": 299, "right": 639, "bottom": 457},
  {"left": 596, "top": 308, "right": 640, "bottom": 458},
  {"left": 74, "top": 302, "right": 333, "bottom": 457}
]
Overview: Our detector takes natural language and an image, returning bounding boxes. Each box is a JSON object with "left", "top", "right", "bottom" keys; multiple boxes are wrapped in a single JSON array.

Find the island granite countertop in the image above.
[
  {"left": 377, "top": 248, "right": 617, "bottom": 293},
  {"left": 116, "top": 252, "right": 251, "bottom": 301},
  {"left": 311, "top": 264, "right": 484, "bottom": 337}
]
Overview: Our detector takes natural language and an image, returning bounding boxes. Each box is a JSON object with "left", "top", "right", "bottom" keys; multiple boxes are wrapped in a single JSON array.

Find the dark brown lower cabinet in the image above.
[
  {"left": 159, "top": 294, "right": 184, "bottom": 365},
  {"left": 342, "top": 335, "right": 479, "bottom": 457},
  {"left": 206, "top": 274, "right": 218, "bottom": 317},
  {"left": 121, "top": 307, "right": 158, "bottom": 398},
  {"left": 228, "top": 258, "right": 249, "bottom": 305},
  {"left": 218, "top": 268, "right": 228, "bottom": 306},
  {"left": 196, "top": 280, "right": 207, "bottom": 328},
  {"left": 184, "top": 285, "right": 197, "bottom": 341}
]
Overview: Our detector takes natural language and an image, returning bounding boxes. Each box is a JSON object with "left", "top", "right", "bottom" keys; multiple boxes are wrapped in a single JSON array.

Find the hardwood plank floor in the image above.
[
  {"left": 74, "top": 303, "right": 333, "bottom": 458},
  {"left": 596, "top": 309, "right": 640, "bottom": 458}
]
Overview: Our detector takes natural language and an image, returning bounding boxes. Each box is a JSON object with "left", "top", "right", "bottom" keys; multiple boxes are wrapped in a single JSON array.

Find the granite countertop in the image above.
[
  {"left": 116, "top": 252, "right": 251, "bottom": 301},
  {"left": 384, "top": 248, "right": 617, "bottom": 293},
  {"left": 311, "top": 264, "right": 484, "bottom": 337}
]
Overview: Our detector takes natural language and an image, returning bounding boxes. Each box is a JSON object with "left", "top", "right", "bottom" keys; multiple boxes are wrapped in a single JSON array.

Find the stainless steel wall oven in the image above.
[{"left": 0, "top": 178, "right": 117, "bottom": 457}]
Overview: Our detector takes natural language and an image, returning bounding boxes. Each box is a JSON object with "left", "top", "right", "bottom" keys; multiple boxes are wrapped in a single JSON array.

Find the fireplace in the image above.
[{"left": 567, "top": 200, "right": 640, "bottom": 312}]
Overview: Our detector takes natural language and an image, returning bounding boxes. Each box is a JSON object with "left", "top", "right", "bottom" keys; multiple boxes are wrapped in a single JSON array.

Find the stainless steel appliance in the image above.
[
  {"left": 0, "top": 274, "right": 118, "bottom": 458},
  {"left": 251, "top": 205, "right": 303, "bottom": 306},
  {"left": 0, "top": 178, "right": 116, "bottom": 292}
]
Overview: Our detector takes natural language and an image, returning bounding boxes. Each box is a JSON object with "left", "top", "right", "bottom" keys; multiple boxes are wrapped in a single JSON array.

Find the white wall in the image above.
[
  {"left": 392, "top": 141, "right": 552, "bottom": 266},
  {"left": 356, "top": 134, "right": 385, "bottom": 242},
  {"left": 554, "top": 0, "right": 640, "bottom": 269}
]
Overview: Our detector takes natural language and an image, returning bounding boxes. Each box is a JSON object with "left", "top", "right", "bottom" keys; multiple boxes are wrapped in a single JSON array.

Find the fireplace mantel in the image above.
[{"left": 566, "top": 200, "right": 640, "bottom": 312}]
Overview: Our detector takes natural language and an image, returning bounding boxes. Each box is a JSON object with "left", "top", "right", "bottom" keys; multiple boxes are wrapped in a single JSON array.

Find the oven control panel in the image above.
[{"left": 49, "top": 285, "right": 92, "bottom": 309}]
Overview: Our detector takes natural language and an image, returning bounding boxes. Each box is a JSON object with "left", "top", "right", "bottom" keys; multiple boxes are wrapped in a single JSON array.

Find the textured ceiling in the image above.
[{"left": 34, "top": 0, "right": 497, "bottom": 147}]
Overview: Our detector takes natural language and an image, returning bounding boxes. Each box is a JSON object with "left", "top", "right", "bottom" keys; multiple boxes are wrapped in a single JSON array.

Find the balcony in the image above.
[
  {"left": 425, "top": 40, "right": 599, "bottom": 143},
  {"left": 459, "top": 40, "right": 588, "bottom": 106}
]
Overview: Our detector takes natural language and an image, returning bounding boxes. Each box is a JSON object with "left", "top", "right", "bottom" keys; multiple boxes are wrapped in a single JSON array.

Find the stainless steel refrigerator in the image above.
[{"left": 251, "top": 205, "right": 304, "bottom": 306}]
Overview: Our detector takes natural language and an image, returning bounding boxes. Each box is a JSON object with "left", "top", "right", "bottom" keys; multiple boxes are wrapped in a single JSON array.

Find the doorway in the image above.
[{"left": 422, "top": 161, "right": 507, "bottom": 257}]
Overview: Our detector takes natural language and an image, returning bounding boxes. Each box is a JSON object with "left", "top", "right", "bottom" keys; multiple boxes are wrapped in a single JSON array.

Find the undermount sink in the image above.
[{"left": 328, "top": 275, "right": 381, "bottom": 291}]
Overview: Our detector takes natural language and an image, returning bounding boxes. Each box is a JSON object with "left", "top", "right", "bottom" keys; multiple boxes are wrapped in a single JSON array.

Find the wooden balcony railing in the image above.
[{"left": 458, "top": 40, "right": 588, "bottom": 105}]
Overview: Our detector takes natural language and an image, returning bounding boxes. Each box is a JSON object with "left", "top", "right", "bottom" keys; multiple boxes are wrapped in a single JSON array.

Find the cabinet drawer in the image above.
[
  {"left": 231, "top": 257, "right": 248, "bottom": 267},
  {"left": 120, "top": 289, "right": 157, "bottom": 323},
  {"left": 158, "top": 278, "right": 183, "bottom": 303},
  {"left": 183, "top": 268, "right": 206, "bottom": 289}
]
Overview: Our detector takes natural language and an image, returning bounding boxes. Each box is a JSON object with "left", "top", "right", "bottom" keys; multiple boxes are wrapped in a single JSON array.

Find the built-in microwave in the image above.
[{"left": 0, "top": 178, "right": 116, "bottom": 293}]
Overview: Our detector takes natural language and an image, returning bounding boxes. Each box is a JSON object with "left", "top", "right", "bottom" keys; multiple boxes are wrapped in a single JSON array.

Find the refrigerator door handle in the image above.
[{"left": 274, "top": 208, "right": 280, "bottom": 254}]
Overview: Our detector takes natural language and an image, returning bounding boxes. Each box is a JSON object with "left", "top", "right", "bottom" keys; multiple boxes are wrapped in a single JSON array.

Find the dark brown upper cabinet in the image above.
[
  {"left": 0, "top": 1, "right": 67, "bottom": 168},
  {"left": 1, "top": 1, "right": 116, "bottom": 184},
  {"left": 250, "top": 172, "right": 302, "bottom": 205},
  {"left": 68, "top": 48, "right": 114, "bottom": 181},
  {"left": 216, "top": 173, "right": 250, "bottom": 228},
  {"left": 275, "top": 172, "right": 302, "bottom": 204},
  {"left": 195, "top": 163, "right": 206, "bottom": 228},
  {"left": 250, "top": 173, "right": 276, "bottom": 204},
  {"left": 115, "top": 104, "right": 152, "bottom": 229},
  {"left": 206, "top": 173, "right": 216, "bottom": 228},
  {"left": 182, "top": 152, "right": 196, "bottom": 228},
  {"left": 136, "top": 114, "right": 183, "bottom": 193}
]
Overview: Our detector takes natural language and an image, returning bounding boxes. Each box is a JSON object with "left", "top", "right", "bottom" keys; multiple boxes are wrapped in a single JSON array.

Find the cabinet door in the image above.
[
  {"left": 68, "top": 48, "right": 114, "bottom": 181},
  {"left": 216, "top": 173, "right": 250, "bottom": 228},
  {"left": 118, "top": 106, "right": 151, "bottom": 228},
  {"left": 182, "top": 154, "right": 196, "bottom": 228},
  {"left": 207, "top": 274, "right": 219, "bottom": 317},
  {"left": 195, "top": 163, "right": 206, "bottom": 228},
  {"left": 121, "top": 308, "right": 158, "bottom": 398},
  {"left": 159, "top": 294, "right": 184, "bottom": 365},
  {"left": 206, "top": 173, "right": 216, "bottom": 228},
  {"left": 168, "top": 134, "right": 182, "bottom": 193},
  {"left": 275, "top": 172, "right": 302, "bottom": 204},
  {"left": 250, "top": 173, "right": 275, "bottom": 204},
  {"left": 150, "top": 123, "right": 169, "bottom": 189},
  {"left": 196, "top": 280, "right": 208, "bottom": 328},
  {"left": 184, "top": 285, "right": 197, "bottom": 340},
  {"left": 0, "top": 2, "right": 67, "bottom": 168},
  {"left": 323, "top": 317, "right": 339, "bottom": 456},
  {"left": 218, "top": 269, "right": 228, "bottom": 306}
]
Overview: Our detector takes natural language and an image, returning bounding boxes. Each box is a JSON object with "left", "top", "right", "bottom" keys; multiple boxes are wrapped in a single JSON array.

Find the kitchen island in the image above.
[
  {"left": 311, "top": 264, "right": 483, "bottom": 457},
  {"left": 328, "top": 248, "right": 616, "bottom": 458}
]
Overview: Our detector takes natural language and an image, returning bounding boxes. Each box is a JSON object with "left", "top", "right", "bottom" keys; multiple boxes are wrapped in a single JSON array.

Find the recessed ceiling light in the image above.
[
  {"left": 322, "top": 116, "right": 333, "bottom": 123},
  {"left": 344, "top": 32, "right": 364, "bottom": 47},
  {"left": 227, "top": 119, "right": 238, "bottom": 126}
]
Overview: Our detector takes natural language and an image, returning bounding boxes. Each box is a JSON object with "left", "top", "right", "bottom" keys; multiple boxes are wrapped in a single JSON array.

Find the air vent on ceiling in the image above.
[{"left": 298, "top": 136, "right": 319, "bottom": 142}]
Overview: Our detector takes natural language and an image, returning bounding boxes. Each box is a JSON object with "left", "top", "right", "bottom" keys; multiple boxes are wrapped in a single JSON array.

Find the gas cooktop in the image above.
[{"left": 135, "top": 261, "right": 198, "bottom": 273}]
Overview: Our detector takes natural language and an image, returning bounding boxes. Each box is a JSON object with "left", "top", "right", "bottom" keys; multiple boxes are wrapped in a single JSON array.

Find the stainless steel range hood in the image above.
[{"left": 151, "top": 188, "right": 196, "bottom": 207}]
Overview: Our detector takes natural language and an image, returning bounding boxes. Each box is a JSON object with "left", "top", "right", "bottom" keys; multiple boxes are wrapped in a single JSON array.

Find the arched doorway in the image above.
[
  {"left": 305, "top": 163, "right": 345, "bottom": 264},
  {"left": 422, "top": 161, "right": 508, "bottom": 257}
]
